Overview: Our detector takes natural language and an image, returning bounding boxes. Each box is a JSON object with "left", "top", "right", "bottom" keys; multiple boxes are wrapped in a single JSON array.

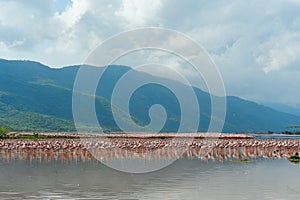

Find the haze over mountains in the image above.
[{"left": 0, "top": 58, "right": 299, "bottom": 133}]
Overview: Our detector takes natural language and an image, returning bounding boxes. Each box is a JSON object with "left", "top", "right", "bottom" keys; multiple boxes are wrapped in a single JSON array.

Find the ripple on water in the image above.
[{"left": 0, "top": 154, "right": 300, "bottom": 199}]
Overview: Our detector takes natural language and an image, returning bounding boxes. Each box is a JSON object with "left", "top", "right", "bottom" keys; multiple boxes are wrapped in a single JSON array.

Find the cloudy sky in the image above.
[{"left": 1, "top": 0, "right": 300, "bottom": 109}]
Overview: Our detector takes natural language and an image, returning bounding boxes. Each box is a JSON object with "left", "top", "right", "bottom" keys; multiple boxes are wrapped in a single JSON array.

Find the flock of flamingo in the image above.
[{"left": 0, "top": 133, "right": 300, "bottom": 163}]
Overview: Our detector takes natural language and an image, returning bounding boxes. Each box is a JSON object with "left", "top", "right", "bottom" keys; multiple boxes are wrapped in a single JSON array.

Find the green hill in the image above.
[{"left": 0, "top": 58, "right": 299, "bottom": 133}]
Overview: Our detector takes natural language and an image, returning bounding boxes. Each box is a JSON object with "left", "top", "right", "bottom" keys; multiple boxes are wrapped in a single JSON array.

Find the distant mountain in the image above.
[
  {"left": 264, "top": 102, "right": 300, "bottom": 117},
  {"left": 0, "top": 58, "right": 300, "bottom": 132}
]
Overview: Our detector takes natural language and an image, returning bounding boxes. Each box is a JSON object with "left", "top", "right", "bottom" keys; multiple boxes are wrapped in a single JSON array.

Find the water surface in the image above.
[{"left": 0, "top": 157, "right": 299, "bottom": 199}]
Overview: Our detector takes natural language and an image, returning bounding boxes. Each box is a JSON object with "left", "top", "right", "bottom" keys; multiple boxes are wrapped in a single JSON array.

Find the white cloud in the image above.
[
  {"left": 55, "top": 0, "right": 89, "bottom": 28},
  {"left": 115, "top": 0, "right": 162, "bottom": 27},
  {"left": 256, "top": 32, "right": 300, "bottom": 73},
  {"left": 0, "top": 0, "right": 300, "bottom": 106}
]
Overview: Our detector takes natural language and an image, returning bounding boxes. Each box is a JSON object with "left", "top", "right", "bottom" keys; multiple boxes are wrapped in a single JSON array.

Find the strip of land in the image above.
[
  {"left": 0, "top": 133, "right": 299, "bottom": 163},
  {"left": 4, "top": 132, "right": 254, "bottom": 139}
]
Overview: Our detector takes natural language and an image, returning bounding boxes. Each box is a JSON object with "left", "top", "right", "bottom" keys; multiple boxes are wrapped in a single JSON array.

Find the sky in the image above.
[{"left": 0, "top": 0, "right": 300, "bottom": 108}]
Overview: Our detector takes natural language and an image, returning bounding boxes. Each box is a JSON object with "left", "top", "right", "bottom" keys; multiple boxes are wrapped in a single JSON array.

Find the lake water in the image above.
[{"left": 0, "top": 156, "right": 299, "bottom": 200}]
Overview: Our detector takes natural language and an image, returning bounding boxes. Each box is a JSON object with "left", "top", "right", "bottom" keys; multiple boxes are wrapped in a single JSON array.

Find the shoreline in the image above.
[
  {"left": 4, "top": 132, "right": 254, "bottom": 139},
  {"left": 1, "top": 135, "right": 300, "bottom": 162}
]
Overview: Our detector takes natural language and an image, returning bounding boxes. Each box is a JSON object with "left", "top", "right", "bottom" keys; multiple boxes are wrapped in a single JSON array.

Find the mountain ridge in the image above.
[{"left": 0, "top": 58, "right": 299, "bottom": 133}]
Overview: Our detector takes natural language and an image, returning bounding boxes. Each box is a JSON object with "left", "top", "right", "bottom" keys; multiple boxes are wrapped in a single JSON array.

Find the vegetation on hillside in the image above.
[
  {"left": 0, "top": 126, "right": 11, "bottom": 134},
  {"left": 1, "top": 59, "right": 300, "bottom": 133},
  {"left": 0, "top": 101, "right": 76, "bottom": 132},
  {"left": 0, "top": 126, "right": 11, "bottom": 138},
  {"left": 287, "top": 126, "right": 300, "bottom": 131}
]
